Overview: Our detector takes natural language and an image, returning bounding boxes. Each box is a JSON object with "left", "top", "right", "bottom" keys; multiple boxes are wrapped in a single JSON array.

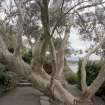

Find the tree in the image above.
[
  {"left": 0, "top": 0, "right": 105, "bottom": 105},
  {"left": 76, "top": 3, "right": 105, "bottom": 58}
]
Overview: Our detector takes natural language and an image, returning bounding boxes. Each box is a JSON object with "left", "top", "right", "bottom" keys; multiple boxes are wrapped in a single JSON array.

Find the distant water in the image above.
[
  {"left": 66, "top": 56, "right": 79, "bottom": 73},
  {"left": 69, "top": 63, "right": 78, "bottom": 73}
]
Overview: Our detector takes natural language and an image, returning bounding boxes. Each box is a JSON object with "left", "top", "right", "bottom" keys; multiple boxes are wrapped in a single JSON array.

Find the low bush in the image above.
[
  {"left": 66, "top": 72, "right": 79, "bottom": 85},
  {"left": 77, "top": 60, "right": 105, "bottom": 101},
  {"left": 22, "top": 50, "right": 32, "bottom": 64},
  {"left": 64, "top": 64, "right": 79, "bottom": 85},
  {"left": 0, "top": 63, "right": 17, "bottom": 94}
]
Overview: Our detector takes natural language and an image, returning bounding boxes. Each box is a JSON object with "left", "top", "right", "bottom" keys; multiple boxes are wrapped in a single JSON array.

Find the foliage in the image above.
[
  {"left": 66, "top": 72, "right": 79, "bottom": 85},
  {"left": 64, "top": 64, "right": 79, "bottom": 85},
  {"left": 0, "top": 63, "right": 17, "bottom": 93},
  {"left": 78, "top": 60, "right": 102, "bottom": 85},
  {"left": 22, "top": 49, "right": 32, "bottom": 64},
  {"left": 77, "top": 60, "right": 105, "bottom": 100}
]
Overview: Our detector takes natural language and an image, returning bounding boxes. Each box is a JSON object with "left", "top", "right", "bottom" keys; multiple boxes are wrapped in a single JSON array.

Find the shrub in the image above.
[
  {"left": 0, "top": 63, "right": 17, "bottom": 93},
  {"left": 22, "top": 50, "right": 32, "bottom": 64},
  {"left": 66, "top": 72, "right": 79, "bottom": 85},
  {"left": 77, "top": 60, "right": 102, "bottom": 85},
  {"left": 64, "top": 64, "right": 79, "bottom": 85},
  {"left": 77, "top": 60, "right": 105, "bottom": 101}
]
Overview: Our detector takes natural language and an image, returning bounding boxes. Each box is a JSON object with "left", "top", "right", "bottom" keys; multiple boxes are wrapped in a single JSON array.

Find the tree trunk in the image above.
[{"left": 0, "top": 40, "right": 76, "bottom": 105}]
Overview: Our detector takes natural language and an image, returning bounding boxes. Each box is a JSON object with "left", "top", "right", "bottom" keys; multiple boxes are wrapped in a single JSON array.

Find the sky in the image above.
[
  {"left": 70, "top": 28, "right": 93, "bottom": 52},
  {"left": 69, "top": 28, "right": 101, "bottom": 60}
]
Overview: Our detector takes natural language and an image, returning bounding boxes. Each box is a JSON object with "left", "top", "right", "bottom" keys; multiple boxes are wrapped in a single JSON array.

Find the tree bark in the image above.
[
  {"left": 0, "top": 49, "right": 76, "bottom": 105},
  {"left": 81, "top": 58, "right": 87, "bottom": 93},
  {"left": 86, "top": 63, "right": 105, "bottom": 98},
  {"left": 14, "top": 0, "right": 25, "bottom": 57},
  {"left": 81, "top": 36, "right": 105, "bottom": 96},
  {"left": 0, "top": 34, "right": 78, "bottom": 105},
  {"left": 57, "top": 26, "right": 70, "bottom": 79},
  {"left": 49, "top": 38, "right": 57, "bottom": 88}
]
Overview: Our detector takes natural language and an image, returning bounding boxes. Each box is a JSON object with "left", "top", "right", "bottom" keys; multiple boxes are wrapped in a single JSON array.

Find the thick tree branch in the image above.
[
  {"left": 31, "top": 40, "right": 43, "bottom": 71},
  {"left": 31, "top": 0, "right": 51, "bottom": 69},
  {"left": 49, "top": 38, "right": 57, "bottom": 89},
  {"left": 0, "top": 35, "right": 8, "bottom": 53},
  {"left": 0, "top": 36, "right": 77, "bottom": 105},
  {"left": 14, "top": 17, "right": 23, "bottom": 57},
  {"left": 81, "top": 36, "right": 105, "bottom": 96},
  {"left": 81, "top": 58, "right": 88, "bottom": 93},
  {"left": 56, "top": 26, "right": 70, "bottom": 78},
  {"left": 14, "top": 0, "right": 25, "bottom": 57},
  {"left": 87, "top": 63, "right": 105, "bottom": 98},
  {"left": 40, "top": 0, "right": 50, "bottom": 38}
]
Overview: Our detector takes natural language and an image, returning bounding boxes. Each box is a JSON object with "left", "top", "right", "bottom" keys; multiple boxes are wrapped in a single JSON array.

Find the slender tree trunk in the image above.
[{"left": 81, "top": 58, "right": 88, "bottom": 93}]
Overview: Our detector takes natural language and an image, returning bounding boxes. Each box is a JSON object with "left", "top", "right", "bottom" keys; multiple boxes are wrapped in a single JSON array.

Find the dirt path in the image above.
[{"left": 0, "top": 87, "right": 43, "bottom": 105}]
